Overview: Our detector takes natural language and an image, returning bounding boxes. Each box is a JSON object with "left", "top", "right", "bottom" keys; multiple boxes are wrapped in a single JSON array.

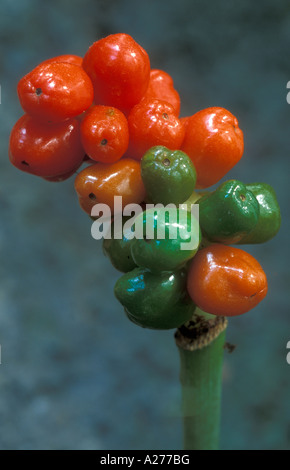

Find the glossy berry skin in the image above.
[
  {"left": 141, "top": 146, "right": 196, "bottom": 205},
  {"left": 17, "top": 62, "right": 94, "bottom": 122},
  {"left": 127, "top": 99, "right": 185, "bottom": 160},
  {"left": 82, "top": 33, "right": 150, "bottom": 112},
  {"left": 81, "top": 106, "right": 129, "bottom": 163},
  {"left": 198, "top": 179, "right": 260, "bottom": 244},
  {"left": 114, "top": 267, "right": 196, "bottom": 330},
  {"left": 238, "top": 183, "right": 281, "bottom": 244},
  {"left": 9, "top": 114, "right": 84, "bottom": 177},
  {"left": 74, "top": 159, "right": 146, "bottom": 215},
  {"left": 130, "top": 207, "right": 201, "bottom": 272},
  {"left": 40, "top": 54, "right": 83, "bottom": 67},
  {"left": 103, "top": 216, "right": 137, "bottom": 273},
  {"left": 181, "top": 107, "right": 244, "bottom": 189},
  {"left": 143, "top": 69, "right": 180, "bottom": 116},
  {"left": 187, "top": 244, "right": 268, "bottom": 317}
]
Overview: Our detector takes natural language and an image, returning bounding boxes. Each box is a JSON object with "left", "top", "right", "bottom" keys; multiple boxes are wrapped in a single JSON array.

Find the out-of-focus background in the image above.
[{"left": 0, "top": 0, "right": 289, "bottom": 450}]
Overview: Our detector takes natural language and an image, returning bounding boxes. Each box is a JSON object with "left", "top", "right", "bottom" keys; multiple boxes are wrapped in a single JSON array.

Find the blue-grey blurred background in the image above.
[{"left": 0, "top": 0, "right": 289, "bottom": 450}]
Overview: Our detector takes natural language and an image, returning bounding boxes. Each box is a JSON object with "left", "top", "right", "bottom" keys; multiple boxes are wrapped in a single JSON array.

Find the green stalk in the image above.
[{"left": 175, "top": 309, "right": 228, "bottom": 450}]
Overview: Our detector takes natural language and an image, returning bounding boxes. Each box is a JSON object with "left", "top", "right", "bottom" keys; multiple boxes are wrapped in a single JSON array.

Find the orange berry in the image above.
[{"left": 187, "top": 244, "right": 268, "bottom": 316}]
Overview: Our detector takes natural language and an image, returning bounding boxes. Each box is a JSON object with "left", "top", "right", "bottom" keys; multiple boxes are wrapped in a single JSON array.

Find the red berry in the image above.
[
  {"left": 127, "top": 99, "right": 185, "bottom": 160},
  {"left": 143, "top": 69, "right": 180, "bottom": 116},
  {"left": 181, "top": 107, "right": 244, "bottom": 189},
  {"left": 81, "top": 106, "right": 129, "bottom": 163},
  {"left": 9, "top": 114, "right": 85, "bottom": 177},
  {"left": 82, "top": 33, "right": 150, "bottom": 112},
  {"left": 17, "top": 62, "right": 94, "bottom": 123}
]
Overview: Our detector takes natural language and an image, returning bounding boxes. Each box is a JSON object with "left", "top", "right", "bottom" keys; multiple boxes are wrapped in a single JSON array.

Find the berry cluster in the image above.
[{"left": 9, "top": 33, "right": 281, "bottom": 330}]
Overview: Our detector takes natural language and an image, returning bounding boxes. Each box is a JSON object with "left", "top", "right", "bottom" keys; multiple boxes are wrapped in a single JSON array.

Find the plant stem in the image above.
[{"left": 175, "top": 309, "right": 228, "bottom": 450}]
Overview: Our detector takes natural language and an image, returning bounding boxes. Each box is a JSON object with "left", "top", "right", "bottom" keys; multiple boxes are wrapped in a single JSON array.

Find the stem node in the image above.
[{"left": 175, "top": 311, "right": 228, "bottom": 450}]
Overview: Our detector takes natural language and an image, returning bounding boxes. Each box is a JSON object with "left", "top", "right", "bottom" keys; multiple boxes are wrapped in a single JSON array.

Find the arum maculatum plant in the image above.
[{"left": 9, "top": 32, "right": 281, "bottom": 450}]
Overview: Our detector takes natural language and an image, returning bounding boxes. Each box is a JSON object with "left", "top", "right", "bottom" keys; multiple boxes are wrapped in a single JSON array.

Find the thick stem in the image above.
[{"left": 175, "top": 310, "right": 228, "bottom": 450}]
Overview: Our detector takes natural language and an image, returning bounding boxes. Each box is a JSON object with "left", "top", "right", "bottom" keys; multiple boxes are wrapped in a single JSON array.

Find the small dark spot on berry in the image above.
[
  {"left": 35, "top": 88, "right": 42, "bottom": 96},
  {"left": 21, "top": 160, "right": 29, "bottom": 166},
  {"left": 162, "top": 158, "right": 170, "bottom": 167},
  {"left": 240, "top": 194, "right": 246, "bottom": 201},
  {"left": 89, "top": 193, "right": 97, "bottom": 200},
  {"left": 100, "top": 139, "right": 108, "bottom": 146},
  {"left": 106, "top": 109, "right": 115, "bottom": 116},
  {"left": 162, "top": 113, "right": 169, "bottom": 120}
]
